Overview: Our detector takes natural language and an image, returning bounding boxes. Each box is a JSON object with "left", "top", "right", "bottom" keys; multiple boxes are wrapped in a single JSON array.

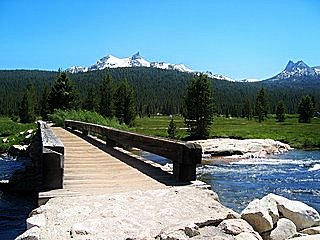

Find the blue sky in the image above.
[{"left": 1, "top": 0, "right": 319, "bottom": 80}]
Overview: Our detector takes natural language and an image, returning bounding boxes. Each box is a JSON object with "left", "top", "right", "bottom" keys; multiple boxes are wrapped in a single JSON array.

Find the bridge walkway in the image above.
[{"left": 39, "top": 127, "right": 175, "bottom": 200}]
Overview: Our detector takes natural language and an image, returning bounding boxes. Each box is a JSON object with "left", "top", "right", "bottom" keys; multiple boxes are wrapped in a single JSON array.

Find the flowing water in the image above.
[
  {"left": 139, "top": 150, "right": 320, "bottom": 213},
  {"left": 0, "top": 156, "right": 38, "bottom": 240},
  {"left": 197, "top": 150, "right": 320, "bottom": 213},
  {"left": 0, "top": 150, "right": 319, "bottom": 239}
]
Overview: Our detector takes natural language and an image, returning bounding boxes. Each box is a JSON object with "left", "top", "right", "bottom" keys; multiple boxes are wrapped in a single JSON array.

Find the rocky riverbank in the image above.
[
  {"left": 16, "top": 181, "right": 320, "bottom": 240},
  {"left": 191, "top": 138, "right": 293, "bottom": 159}
]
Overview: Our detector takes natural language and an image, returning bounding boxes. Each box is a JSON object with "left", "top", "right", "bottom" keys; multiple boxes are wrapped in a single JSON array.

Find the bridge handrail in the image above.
[
  {"left": 38, "top": 120, "right": 64, "bottom": 190},
  {"left": 64, "top": 120, "right": 202, "bottom": 182}
]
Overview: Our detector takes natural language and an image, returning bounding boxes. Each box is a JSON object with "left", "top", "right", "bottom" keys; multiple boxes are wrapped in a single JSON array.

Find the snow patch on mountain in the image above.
[
  {"left": 67, "top": 52, "right": 193, "bottom": 73},
  {"left": 240, "top": 78, "right": 261, "bottom": 83},
  {"left": 203, "top": 71, "right": 235, "bottom": 82},
  {"left": 67, "top": 66, "right": 88, "bottom": 74},
  {"left": 312, "top": 66, "right": 320, "bottom": 75}
]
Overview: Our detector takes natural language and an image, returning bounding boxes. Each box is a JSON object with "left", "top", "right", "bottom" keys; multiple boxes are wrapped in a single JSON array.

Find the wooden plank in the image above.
[
  {"left": 65, "top": 120, "right": 202, "bottom": 165},
  {"left": 65, "top": 120, "right": 202, "bottom": 181}
]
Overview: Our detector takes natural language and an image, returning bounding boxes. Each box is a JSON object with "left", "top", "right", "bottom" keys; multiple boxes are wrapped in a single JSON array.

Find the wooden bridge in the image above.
[{"left": 38, "top": 120, "right": 202, "bottom": 201}]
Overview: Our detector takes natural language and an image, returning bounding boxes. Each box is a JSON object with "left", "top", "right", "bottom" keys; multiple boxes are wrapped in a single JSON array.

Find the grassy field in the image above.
[
  {"left": 132, "top": 115, "right": 320, "bottom": 149},
  {"left": 0, "top": 117, "right": 36, "bottom": 153}
]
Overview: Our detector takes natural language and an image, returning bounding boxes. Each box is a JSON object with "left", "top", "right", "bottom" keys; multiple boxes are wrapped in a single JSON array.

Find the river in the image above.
[
  {"left": 197, "top": 150, "right": 320, "bottom": 213},
  {"left": 1, "top": 150, "right": 319, "bottom": 239},
  {"left": 0, "top": 156, "right": 38, "bottom": 240},
  {"left": 141, "top": 149, "right": 320, "bottom": 213}
]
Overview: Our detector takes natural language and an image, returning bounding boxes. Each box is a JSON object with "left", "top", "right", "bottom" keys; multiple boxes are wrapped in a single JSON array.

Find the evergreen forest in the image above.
[{"left": 0, "top": 68, "right": 319, "bottom": 118}]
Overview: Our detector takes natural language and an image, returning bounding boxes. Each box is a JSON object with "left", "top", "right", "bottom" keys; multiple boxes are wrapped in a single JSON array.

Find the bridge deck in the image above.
[{"left": 39, "top": 127, "right": 171, "bottom": 201}]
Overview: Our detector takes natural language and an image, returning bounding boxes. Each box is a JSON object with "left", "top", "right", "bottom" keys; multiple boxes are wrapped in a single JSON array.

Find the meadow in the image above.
[
  {"left": 1, "top": 113, "right": 319, "bottom": 153},
  {"left": 132, "top": 115, "right": 320, "bottom": 149}
]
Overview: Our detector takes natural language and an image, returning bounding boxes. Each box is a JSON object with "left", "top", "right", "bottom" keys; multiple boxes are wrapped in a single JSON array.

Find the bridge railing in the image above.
[
  {"left": 65, "top": 120, "right": 202, "bottom": 182},
  {"left": 38, "top": 121, "right": 64, "bottom": 190}
]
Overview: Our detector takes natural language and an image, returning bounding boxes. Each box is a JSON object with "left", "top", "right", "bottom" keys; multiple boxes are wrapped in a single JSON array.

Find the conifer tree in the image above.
[
  {"left": 83, "top": 86, "right": 98, "bottom": 111},
  {"left": 99, "top": 75, "right": 114, "bottom": 118},
  {"left": 40, "top": 85, "right": 50, "bottom": 120},
  {"left": 276, "top": 101, "right": 285, "bottom": 122},
  {"left": 48, "top": 71, "right": 76, "bottom": 111},
  {"left": 167, "top": 118, "right": 177, "bottom": 139},
  {"left": 19, "top": 82, "right": 36, "bottom": 123},
  {"left": 242, "top": 99, "right": 252, "bottom": 120},
  {"left": 114, "top": 80, "right": 136, "bottom": 125},
  {"left": 255, "top": 88, "right": 268, "bottom": 123},
  {"left": 298, "top": 95, "right": 314, "bottom": 123},
  {"left": 184, "top": 74, "right": 214, "bottom": 139}
]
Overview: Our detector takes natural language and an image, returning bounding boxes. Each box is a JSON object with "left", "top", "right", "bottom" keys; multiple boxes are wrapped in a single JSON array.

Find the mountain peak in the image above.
[
  {"left": 284, "top": 60, "right": 295, "bottom": 71},
  {"left": 131, "top": 52, "right": 141, "bottom": 60},
  {"left": 66, "top": 53, "right": 193, "bottom": 73},
  {"left": 284, "top": 60, "right": 309, "bottom": 72},
  {"left": 267, "top": 60, "right": 318, "bottom": 82}
]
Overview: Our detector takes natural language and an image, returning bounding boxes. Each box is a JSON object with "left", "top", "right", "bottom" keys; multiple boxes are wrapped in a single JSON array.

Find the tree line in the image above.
[
  {"left": 19, "top": 71, "right": 136, "bottom": 126},
  {"left": 0, "top": 68, "right": 319, "bottom": 127}
]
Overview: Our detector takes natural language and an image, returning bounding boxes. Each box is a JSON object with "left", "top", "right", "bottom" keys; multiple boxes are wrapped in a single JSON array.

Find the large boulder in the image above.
[
  {"left": 267, "top": 218, "right": 297, "bottom": 240},
  {"left": 218, "top": 219, "right": 262, "bottom": 240},
  {"left": 241, "top": 197, "right": 279, "bottom": 233},
  {"left": 266, "top": 193, "right": 320, "bottom": 231}
]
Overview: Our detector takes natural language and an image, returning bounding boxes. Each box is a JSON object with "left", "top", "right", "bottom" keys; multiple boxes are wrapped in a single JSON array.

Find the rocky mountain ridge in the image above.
[
  {"left": 66, "top": 54, "right": 320, "bottom": 85},
  {"left": 266, "top": 60, "right": 320, "bottom": 82},
  {"left": 67, "top": 52, "right": 193, "bottom": 74}
]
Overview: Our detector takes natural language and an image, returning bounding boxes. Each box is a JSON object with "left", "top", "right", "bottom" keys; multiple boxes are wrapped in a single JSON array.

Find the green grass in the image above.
[
  {"left": 210, "top": 116, "right": 320, "bottom": 149},
  {"left": 49, "top": 111, "right": 320, "bottom": 149},
  {"left": 131, "top": 115, "right": 187, "bottom": 139},
  {"left": 49, "top": 109, "right": 128, "bottom": 130},
  {"left": 131, "top": 115, "right": 320, "bottom": 149},
  {"left": 0, "top": 117, "right": 36, "bottom": 153}
]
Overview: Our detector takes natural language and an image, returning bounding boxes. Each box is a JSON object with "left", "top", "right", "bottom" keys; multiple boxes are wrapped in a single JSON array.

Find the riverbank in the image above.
[
  {"left": 191, "top": 138, "right": 293, "bottom": 160},
  {"left": 17, "top": 182, "right": 320, "bottom": 240}
]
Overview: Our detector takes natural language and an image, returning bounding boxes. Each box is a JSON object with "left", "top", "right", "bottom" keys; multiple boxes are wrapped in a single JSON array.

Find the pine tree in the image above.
[
  {"left": 19, "top": 82, "right": 36, "bottom": 123},
  {"left": 40, "top": 85, "right": 50, "bottom": 120},
  {"left": 99, "top": 75, "right": 114, "bottom": 118},
  {"left": 276, "top": 101, "right": 285, "bottom": 122},
  {"left": 255, "top": 88, "right": 268, "bottom": 123},
  {"left": 48, "top": 71, "right": 76, "bottom": 111},
  {"left": 83, "top": 86, "right": 98, "bottom": 111},
  {"left": 167, "top": 118, "right": 177, "bottom": 139},
  {"left": 242, "top": 99, "right": 252, "bottom": 120},
  {"left": 298, "top": 95, "right": 314, "bottom": 123},
  {"left": 114, "top": 80, "right": 136, "bottom": 125},
  {"left": 184, "top": 74, "right": 214, "bottom": 139}
]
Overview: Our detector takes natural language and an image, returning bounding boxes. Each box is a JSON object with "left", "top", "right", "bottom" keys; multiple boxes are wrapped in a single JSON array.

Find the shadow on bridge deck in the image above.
[{"left": 68, "top": 128, "right": 187, "bottom": 187}]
